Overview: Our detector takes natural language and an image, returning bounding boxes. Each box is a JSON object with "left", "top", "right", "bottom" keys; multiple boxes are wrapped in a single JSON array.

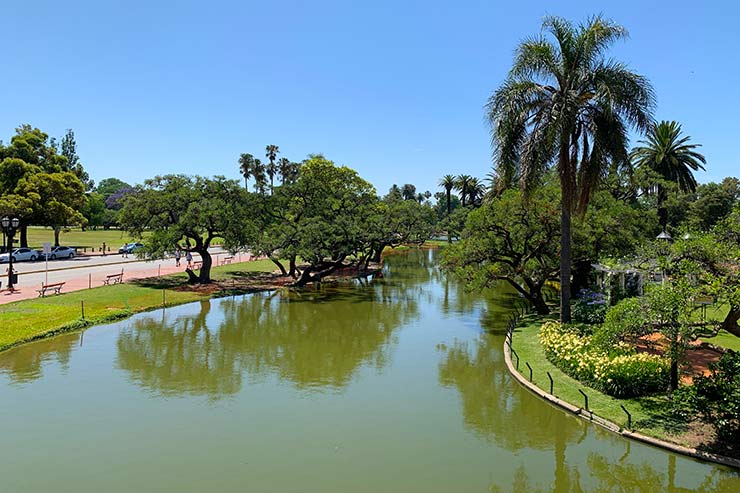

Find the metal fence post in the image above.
[
  {"left": 547, "top": 371, "right": 553, "bottom": 395},
  {"left": 525, "top": 362, "right": 533, "bottom": 382},
  {"left": 620, "top": 405, "right": 632, "bottom": 429},
  {"left": 578, "top": 389, "right": 589, "bottom": 411}
]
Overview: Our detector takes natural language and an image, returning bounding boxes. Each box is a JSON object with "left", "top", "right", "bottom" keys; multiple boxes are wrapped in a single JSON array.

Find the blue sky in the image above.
[{"left": 2, "top": 0, "right": 737, "bottom": 195}]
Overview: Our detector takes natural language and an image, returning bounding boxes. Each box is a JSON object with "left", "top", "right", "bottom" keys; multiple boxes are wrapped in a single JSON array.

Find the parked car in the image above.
[
  {"left": 0, "top": 247, "right": 40, "bottom": 263},
  {"left": 41, "top": 246, "right": 76, "bottom": 260},
  {"left": 118, "top": 242, "right": 144, "bottom": 254}
]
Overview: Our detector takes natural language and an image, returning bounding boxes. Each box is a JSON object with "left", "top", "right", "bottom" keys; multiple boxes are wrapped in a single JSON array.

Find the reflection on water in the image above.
[
  {"left": 0, "top": 248, "right": 738, "bottom": 492},
  {"left": 0, "top": 331, "right": 78, "bottom": 384},
  {"left": 115, "top": 280, "right": 418, "bottom": 396}
]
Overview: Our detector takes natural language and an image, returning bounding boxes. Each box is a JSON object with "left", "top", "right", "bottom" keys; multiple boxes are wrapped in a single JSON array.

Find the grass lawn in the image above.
[
  {"left": 512, "top": 313, "right": 694, "bottom": 445},
  {"left": 0, "top": 258, "right": 277, "bottom": 352},
  {"left": 704, "top": 329, "right": 740, "bottom": 352},
  {"left": 23, "top": 227, "right": 224, "bottom": 251}
]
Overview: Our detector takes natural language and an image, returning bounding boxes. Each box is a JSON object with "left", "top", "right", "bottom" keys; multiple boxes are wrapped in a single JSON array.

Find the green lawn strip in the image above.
[
  {"left": 0, "top": 259, "right": 278, "bottom": 352},
  {"left": 23, "top": 227, "right": 224, "bottom": 251},
  {"left": 512, "top": 313, "right": 694, "bottom": 446},
  {"left": 704, "top": 330, "right": 740, "bottom": 352}
]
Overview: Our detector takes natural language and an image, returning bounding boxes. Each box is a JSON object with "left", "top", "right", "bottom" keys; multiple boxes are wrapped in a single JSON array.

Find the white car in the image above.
[
  {"left": 41, "top": 246, "right": 76, "bottom": 260},
  {"left": 0, "top": 247, "right": 40, "bottom": 263}
]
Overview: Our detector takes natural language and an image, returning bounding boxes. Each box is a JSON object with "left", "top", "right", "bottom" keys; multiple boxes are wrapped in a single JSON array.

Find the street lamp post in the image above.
[{"left": 1, "top": 216, "right": 20, "bottom": 291}]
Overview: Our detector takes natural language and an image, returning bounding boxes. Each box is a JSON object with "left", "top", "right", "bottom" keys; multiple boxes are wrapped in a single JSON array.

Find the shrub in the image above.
[
  {"left": 592, "top": 297, "right": 649, "bottom": 351},
  {"left": 572, "top": 289, "right": 608, "bottom": 324},
  {"left": 674, "top": 351, "right": 740, "bottom": 440},
  {"left": 539, "top": 321, "right": 669, "bottom": 398}
]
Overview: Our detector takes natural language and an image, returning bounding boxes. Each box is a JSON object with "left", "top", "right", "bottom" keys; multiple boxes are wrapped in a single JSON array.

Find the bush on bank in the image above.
[{"left": 539, "top": 321, "right": 669, "bottom": 398}]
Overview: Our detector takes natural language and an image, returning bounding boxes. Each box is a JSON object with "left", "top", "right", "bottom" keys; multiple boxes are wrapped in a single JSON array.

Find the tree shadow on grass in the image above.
[
  {"left": 128, "top": 277, "right": 183, "bottom": 289},
  {"left": 631, "top": 395, "right": 691, "bottom": 435}
]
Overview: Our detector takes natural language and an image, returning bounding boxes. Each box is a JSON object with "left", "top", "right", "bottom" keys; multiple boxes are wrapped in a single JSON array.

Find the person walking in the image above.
[
  {"left": 186, "top": 251, "right": 193, "bottom": 269},
  {"left": 175, "top": 249, "right": 181, "bottom": 267}
]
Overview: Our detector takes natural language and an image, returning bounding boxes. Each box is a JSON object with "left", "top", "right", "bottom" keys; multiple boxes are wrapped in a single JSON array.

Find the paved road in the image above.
[{"left": 3, "top": 247, "right": 228, "bottom": 275}]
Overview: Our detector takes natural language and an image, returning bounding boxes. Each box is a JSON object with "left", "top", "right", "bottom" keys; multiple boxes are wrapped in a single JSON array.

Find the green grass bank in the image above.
[{"left": 0, "top": 258, "right": 277, "bottom": 352}]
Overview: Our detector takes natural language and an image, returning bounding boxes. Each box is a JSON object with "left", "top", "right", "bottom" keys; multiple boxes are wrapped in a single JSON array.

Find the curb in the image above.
[{"left": 503, "top": 323, "right": 740, "bottom": 470}]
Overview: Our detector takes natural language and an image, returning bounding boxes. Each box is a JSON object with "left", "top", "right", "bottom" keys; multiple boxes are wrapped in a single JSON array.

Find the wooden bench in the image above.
[
  {"left": 222, "top": 256, "right": 234, "bottom": 265},
  {"left": 103, "top": 272, "right": 124, "bottom": 285},
  {"left": 37, "top": 282, "right": 65, "bottom": 297}
]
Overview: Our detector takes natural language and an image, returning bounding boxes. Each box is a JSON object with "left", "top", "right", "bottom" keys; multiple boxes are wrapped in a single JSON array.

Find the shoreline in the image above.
[{"left": 502, "top": 316, "right": 740, "bottom": 470}]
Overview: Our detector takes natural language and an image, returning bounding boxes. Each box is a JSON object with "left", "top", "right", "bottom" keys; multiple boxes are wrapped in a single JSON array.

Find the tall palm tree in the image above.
[
  {"left": 238, "top": 153, "right": 256, "bottom": 189},
  {"left": 439, "top": 174, "right": 456, "bottom": 215},
  {"left": 466, "top": 177, "right": 486, "bottom": 207},
  {"left": 455, "top": 174, "right": 472, "bottom": 207},
  {"left": 277, "top": 157, "right": 292, "bottom": 185},
  {"left": 253, "top": 158, "right": 267, "bottom": 194},
  {"left": 486, "top": 15, "right": 655, "bottom": 322},
  {"left": 265, "top": 144, "right": 280, "bottom": 194},
  {"left": 631, "top": 121, "right": 706, "bottom": 230}
]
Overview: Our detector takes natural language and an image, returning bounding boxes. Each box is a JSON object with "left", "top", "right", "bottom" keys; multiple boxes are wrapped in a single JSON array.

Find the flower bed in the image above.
[{"left": 539, "top": 321, "right": 670, "bottom": 398}]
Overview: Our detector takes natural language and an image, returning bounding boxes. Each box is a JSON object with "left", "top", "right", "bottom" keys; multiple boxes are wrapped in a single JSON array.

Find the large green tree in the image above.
[
  {"left": 631, "top": 120, "right": 706, "bottom": 230},
  {"left": 119, "top": 175, "right": 255, "bottom": 283},
  {"left": 443, "top": 185, "right": 561, "bottom": 314},
  {"left": 249, "top": 155, "right": 379, "bottom": 286},
  {"left": 486, "top": 15, "right": 655, "bottom": 322},
  {"left": 59, "top": 129, "right": 94, "bottom": 190}
]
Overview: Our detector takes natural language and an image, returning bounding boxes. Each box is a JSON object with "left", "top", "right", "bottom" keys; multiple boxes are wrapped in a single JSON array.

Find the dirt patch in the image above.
[{"left": 633, "top": 333, "right": 724, "bottom": 384}]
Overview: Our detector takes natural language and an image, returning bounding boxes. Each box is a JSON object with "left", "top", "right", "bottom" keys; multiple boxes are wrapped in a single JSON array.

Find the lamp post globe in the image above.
[{"left": 1, "top": 216, "right": 9, "bottom": 229}]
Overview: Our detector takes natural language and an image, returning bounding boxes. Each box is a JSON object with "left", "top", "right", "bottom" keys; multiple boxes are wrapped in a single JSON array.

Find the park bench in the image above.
[
  {"left": 222, "top": 256, "right": 234, "bottom": 265},
  {"left": 37, "top": 282, "right": 66, "bottom": 297},
  {"left": 103, "top": 272, "right": 124, "bottom": 285}
]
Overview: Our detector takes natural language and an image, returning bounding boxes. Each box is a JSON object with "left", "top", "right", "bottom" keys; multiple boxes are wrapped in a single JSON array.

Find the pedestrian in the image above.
[
  {"left": 186, "top": 251, "right": 193, "bottom": 269},
  {"left": 175, "top": 250, "right": 181, "bottom": 267},
  {"left": 102, "top": 242, "right": 107, "bottom": 256}
]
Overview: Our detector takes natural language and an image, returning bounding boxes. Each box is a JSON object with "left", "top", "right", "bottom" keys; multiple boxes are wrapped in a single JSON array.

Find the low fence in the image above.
[{"left": 503, "top": 289, "right": 633, "bottom": 430}]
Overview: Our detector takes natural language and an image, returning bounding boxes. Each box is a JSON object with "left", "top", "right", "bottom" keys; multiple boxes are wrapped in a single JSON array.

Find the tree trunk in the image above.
[
  {"left": 288, "top": 255, "right": 298, "bottom": 278},
  {"left": 185, "top": 268, "right": 200, "bottom": 284},
  {"left": 54, "top": 226, "right": 61, "bottom": 247},
  {"left": 446, "top": 190, "right": 451, "bottom": 216},
  {"left": 560, "top": 198, "right": 572, "bottom": 323},
  {"left": 669, "top": 360, "right": 679, "bottom": 392},
  {"left": 372, "top": 244, "right": 386, "bottom": 263},
  {"left": 197, "top": 249, "right": 213, "bottom": 283},
  {"left": 531, "top": 290, "right": 550, "bottom": 315},
  {"left": 721, "top": 307, "right": 740, "bottom": 337},
  {"left": 292, "top": 259, "right": 346, "bottom": 287},
  {"left": 269, "top": 255, "right": 288, "bottom": 276},
  {"left": 657, "top": 184, "right": 668, "bottom": 231},
  {"left": 19, "top": 225, "right": 28, "bottom": 248}
]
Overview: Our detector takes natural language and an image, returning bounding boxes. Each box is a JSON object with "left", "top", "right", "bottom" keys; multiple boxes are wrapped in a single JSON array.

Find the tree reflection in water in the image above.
[
  {"left": 0, "top": 331, "right": 78, "bottom": 384},
  {"left": 116, "top": 261, "right": 422, "bottom": 398}
]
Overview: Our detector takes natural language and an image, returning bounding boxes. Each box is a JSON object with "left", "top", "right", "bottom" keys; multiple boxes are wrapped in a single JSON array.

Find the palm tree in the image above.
[
  {"left": 265, "top": 145, "right": 280, "bottom": 194},
  {"left": 455, "top": 174, "right": 472, "bottom": 207},
  {"left": 238, "top": 153, "right": 256, "bottom": 189},
  {"left": 277, "top": 157, "right": 291, "bottom": 185},
  {"left": 466, "top": 177, "right": 486, "bottom": 207},
  {"left": 439, "top": 174, "right": 456, "bottom": 215},
  {"left": 631, "top": 121, "right": 706, "bottom": 230},
  {"left": 401, "top": 184, "right": 417, "bottom": 201},
  {"left": 253, "top": 158, "right": 267, "bottom": 194},
  {"left": 486, "top": 15, "right": 655, "bottom": 322}
]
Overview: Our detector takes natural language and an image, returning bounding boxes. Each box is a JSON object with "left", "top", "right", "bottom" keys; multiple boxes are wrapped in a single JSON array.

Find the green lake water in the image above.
[{"left": 1, "top": 249, "right": 738, "bottom": 492}]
